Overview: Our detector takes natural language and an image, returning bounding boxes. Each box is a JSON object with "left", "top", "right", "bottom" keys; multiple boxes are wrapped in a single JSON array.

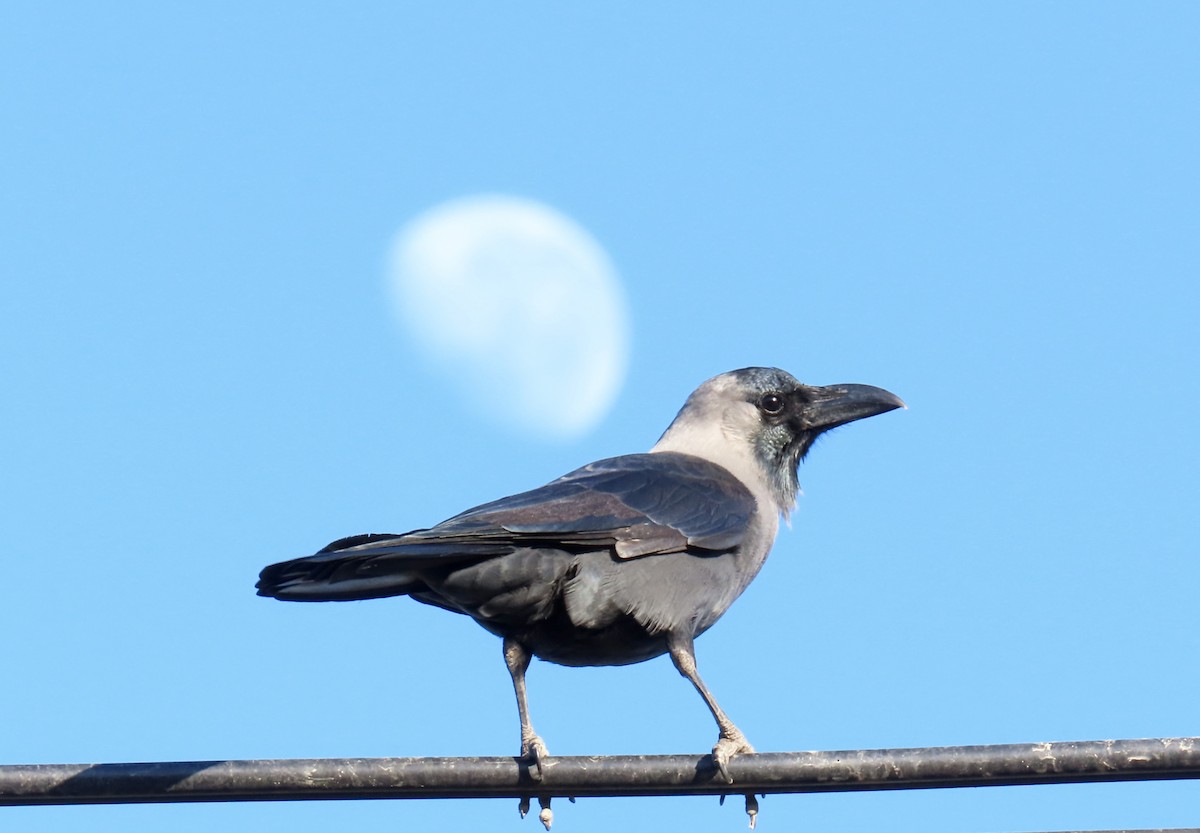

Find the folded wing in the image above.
[{"left": 255, "top": 452, "right": 755, "bottom": 602}]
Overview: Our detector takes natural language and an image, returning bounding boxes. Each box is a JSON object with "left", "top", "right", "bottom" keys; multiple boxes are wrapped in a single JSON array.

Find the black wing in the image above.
[{"left": 256, "top": 452, "right": 755, "bottom": 600}]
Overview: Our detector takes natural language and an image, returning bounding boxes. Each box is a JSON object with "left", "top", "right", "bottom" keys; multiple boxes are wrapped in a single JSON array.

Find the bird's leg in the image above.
[
  {"left": 668, "top": 633, "right": 754, "bottom": 784},
  {"left": 504, "top": 636, "right": 549, "bottom": 782}
]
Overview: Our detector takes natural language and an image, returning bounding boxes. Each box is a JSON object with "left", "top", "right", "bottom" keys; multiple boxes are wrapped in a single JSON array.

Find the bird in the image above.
[{"left": 257, "top": 367, "right": 903, "bottom": 791}]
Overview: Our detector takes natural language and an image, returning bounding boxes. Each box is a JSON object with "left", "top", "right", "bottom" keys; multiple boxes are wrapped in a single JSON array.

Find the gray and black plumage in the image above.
[{"left": 257, "top": 367, "right": 903, "bottom": 788}]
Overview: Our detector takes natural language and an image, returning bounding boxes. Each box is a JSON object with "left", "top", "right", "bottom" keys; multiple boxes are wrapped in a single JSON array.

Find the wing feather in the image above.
[
  {"left": 433, "top": 453, "right": 754, "bottom": 556},
  {"left": 256, "top": 452, "right": 755, "bottom": 601}
]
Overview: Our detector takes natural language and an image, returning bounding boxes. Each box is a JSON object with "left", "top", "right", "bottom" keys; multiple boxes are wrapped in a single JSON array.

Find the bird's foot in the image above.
[
  {"left": 712, "top": 729, "right": 755, "bottom": 784},
  {"left": 718, "top": 791, "right": 763, "bottom": 827},
  {"left": 516, "top": 736, "right": 550, "bottom": 827},
  {"left": 517, "top": 795, "right": 553, "bottom": 829},
  {"left": 521, "top": 733, "right": 550, "bottom": 781}
]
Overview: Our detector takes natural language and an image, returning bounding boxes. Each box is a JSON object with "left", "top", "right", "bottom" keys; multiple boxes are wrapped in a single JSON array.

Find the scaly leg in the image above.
[
  {"left": 504, "top": 637, "right": 550, "bottom": 781},
  {"left": 668, "top": 632, "right": 755, "bottom": 784}
]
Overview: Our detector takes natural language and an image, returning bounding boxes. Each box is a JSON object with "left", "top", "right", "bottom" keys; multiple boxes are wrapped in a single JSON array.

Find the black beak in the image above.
[{"left": 801, "top": 384, "right": 906, "bottom": 432}]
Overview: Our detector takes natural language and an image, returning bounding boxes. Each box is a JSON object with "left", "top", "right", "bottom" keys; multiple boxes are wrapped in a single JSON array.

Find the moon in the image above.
[{"left": 388, "top": 195, "right": 631, "bottom": 439}]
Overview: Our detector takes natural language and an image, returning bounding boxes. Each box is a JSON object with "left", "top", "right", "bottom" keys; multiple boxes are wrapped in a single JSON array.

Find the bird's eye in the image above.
[{"left": 758, "top": 393, "right": 785, "bottom": 415}]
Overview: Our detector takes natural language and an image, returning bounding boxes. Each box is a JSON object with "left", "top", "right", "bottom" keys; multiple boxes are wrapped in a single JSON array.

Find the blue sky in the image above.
[{"left": 3, "top": 3, "right": 1199, "bottom": 831}]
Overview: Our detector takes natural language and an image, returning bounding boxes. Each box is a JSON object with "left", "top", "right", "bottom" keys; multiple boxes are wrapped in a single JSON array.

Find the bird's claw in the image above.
[
  {"left": 521, "top": 733, "right": 550, "bottom": 781},
  {"left": 718, "top": 790, "right": 762, "bottom": 826},
  {"left": 517, "top": 735, "right": 551, "bottom": 822},
  {"left": 519, "top": 796, "right": 553, "bottom": 828},
  {"left": 712, "top": 731, "right": 755, "bottom": 784}
]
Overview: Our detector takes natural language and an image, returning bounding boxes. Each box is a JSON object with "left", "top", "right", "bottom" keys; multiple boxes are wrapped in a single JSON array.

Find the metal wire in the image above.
[{"left": 2, "top": 737, "right": 1198, "bottom": 806}]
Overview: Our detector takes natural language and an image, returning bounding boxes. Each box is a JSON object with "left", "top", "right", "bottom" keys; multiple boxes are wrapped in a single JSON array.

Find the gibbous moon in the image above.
[{"left": 389, "top": 195, "right": 631, "bottom": 439}]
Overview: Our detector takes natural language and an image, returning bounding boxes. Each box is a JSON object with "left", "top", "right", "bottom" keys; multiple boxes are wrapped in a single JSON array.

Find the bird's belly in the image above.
[
  {"left": 421, "top": 544, "right": 763, "bottom": 668},
  {"left": 519, "top": 549, "right": 756, "bottom": 667},
  {"left": 522, "top": 613, "right": 668, "bottom": 667}
]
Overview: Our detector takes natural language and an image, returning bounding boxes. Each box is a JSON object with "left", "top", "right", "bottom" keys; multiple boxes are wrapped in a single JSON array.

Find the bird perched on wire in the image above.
[{"left": 257, "top": 367, "right": 903, "bottom": 806}]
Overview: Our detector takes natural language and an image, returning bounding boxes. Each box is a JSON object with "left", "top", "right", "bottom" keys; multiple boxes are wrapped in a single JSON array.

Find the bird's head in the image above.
[{"left": 652, "top": 367, "right": 905, "bottom": 515}]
